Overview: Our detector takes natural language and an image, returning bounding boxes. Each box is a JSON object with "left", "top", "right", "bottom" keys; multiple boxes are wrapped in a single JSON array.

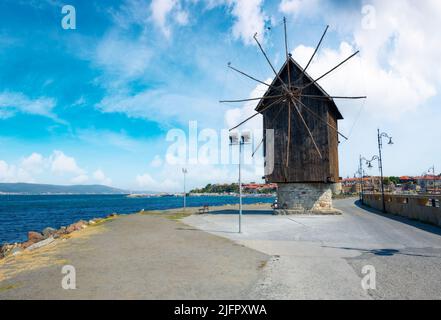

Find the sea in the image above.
[{"left": 0, "top": 194, "right": 275, "bottom": 244}]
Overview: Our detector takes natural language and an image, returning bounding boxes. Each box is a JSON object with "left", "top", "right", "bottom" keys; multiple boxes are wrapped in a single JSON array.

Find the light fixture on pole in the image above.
[
  {"left": 377, "top": 129, "right": 393, "bottom": 213},
  {"left": 182, "top": 168, "right": 188, "bottom": 211},
  {"left": 358, "top": 155, "right": 372, "bottom": 204},
  {"left": 229, "top": 130, "right": 251, "bottom": 234}
]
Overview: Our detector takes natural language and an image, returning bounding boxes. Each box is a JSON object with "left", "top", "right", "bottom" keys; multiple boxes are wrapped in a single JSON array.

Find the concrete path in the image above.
[
  {"left": 0, "top": 214, "right": 268, "bottom": 299},
  {"left": 183, "top": 198, "right": 441, "bottom": 299}
]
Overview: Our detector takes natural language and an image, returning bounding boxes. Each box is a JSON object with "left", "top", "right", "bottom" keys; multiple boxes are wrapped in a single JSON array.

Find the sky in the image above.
[{"left": 0, "top": 0, "right": 440, "bottom": 192}]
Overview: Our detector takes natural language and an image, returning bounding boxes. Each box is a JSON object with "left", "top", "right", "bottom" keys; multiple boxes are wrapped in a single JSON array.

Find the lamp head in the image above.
[
  {"left": 388, "top": 137, "right": 394, "bottom": 145},
  {"left": 229, "top": 132, "right": 239, "bottom": 144},
  {"left": 241, "top": 131, "right": 251, "bottom": 144},
  {"left": 367, "top": 162, "right": 373, "bottom": 169}
]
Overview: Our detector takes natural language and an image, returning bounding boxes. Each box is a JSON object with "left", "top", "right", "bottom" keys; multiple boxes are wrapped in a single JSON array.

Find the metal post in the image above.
[
  {"left": 359, "top": 155, "right": 364, "bottom": 204},
  {"left": 377, "top": 129, "right": 386, "bottom": 213},
  {"left": 182, "top": 168, "right": 187, "bottom": 211},
  {"left": 239, "top": 141, "right": 242, "bottom": 234}
]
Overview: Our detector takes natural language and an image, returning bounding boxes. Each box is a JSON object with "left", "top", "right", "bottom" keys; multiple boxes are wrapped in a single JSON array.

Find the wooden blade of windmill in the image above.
[
  {"left": 296, "top": 25, "right": 329, "bottom": 85},
  {"left": 253, "top": 33, "right": 290, "bottom": 93},
  {"left": 227, "top": 64, "right": 274, "bottom": 89},
  {"left": 286, "top": 99, "right": 292, "bottom": 167},
  {"left": 301, "top": 51, "right": 359, "bottom": 91},
  {"left": 228, "top": 97, "right": 284, "bottom": 131},
  {"left": 283, "top": 17, "right": 291, "bottom": 91},
  {"left": 300, "top": 94, "right": 367, "bottom": 100},
  {"left": 293, "top": 96, "right": 348, "bottom": 140},
  {"left": 289, "top": 97, "right": 323, "bottom": 159},
  {"left": 252, "top": 138, "right": 264, "bottom": 157},
  {"left": 220, "top": 94, "right": 284, "bottom": 103}
]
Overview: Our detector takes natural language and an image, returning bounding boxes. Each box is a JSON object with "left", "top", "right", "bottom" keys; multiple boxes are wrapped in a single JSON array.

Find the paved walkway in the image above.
[
  {"left": 0, "top": 214, "right": 268, "bottom": 299},
  {"left": 2, "top": 199, "right": 441, "bottom": 299},
  {"left": 184, "top": 198, "right": 441, "bottom": 299}
]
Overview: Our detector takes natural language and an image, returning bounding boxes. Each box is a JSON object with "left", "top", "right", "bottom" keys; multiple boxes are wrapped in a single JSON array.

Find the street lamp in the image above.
[
  {"left": 425, "top": 165, "right": 436, "bottom": 194},
  {"left": 377, "top": 129, "right": 393, "bottom": 213},
  {"left": 229, "top": 131, "right": 251, "bottom": 233},
  {"left": 358, "top": 155, "right": 374, "bottom": 204},
  {"left": 364, "top": 155, "right": 380, "bottom": 195},
  {"left": 182, "top": 168, "right": 188, "bottom": 211}
]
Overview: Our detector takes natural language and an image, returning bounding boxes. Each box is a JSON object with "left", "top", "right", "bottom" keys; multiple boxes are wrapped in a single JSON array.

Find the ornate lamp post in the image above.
[{"left": 376, "top": 130, "right": 393, "bottom": 213}]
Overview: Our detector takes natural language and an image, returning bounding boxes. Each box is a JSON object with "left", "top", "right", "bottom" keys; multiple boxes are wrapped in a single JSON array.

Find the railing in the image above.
[{"left": 362, "top": 194, "right": 441, "bottom": 227}]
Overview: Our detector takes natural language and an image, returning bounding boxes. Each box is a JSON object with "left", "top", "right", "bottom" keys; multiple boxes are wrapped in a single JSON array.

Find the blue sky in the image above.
[{"left": 0, "top": 0, "right": 440, "bottom": 191}]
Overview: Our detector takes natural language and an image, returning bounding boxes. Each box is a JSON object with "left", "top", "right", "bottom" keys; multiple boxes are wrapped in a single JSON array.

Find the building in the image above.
[{"left": 257, "top": 57, "right": 343, "bottom": 214}]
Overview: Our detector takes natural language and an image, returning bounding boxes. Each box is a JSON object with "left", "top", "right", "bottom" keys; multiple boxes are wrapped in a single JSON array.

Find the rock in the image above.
[
  {"left": 9, "top": 247, "right": 23, "bottom": 256},
  {"left": 88, "top": 220, "right": 96, "bottom": 225},
  {"left": 21, "top": 241, "right": 34, "bottom": 249},
  {"left": 26, "top": 237, "right": 54, "bottom": 251},
  {"left": 1, "top": 243, "right": 23, "bottom": 257},
  {"left": 66, "top": 220, "right": 87, "bottom": 233},
  {"left": 42, "top": 227, "right": 57, "bottom": 238},
  {"left": 28, "top": 231, "right": 44, "bottom": 242}
]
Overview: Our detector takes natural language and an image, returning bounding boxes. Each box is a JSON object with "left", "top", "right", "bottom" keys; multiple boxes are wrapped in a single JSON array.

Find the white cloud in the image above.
[
  {"left": 93, "top": 169, "right": 112, "bottom": 186},
  {"left": 93, "top": 33, "right": 152, "bottom": 80},
  {"left": 224, "top": 79, "right": 271, "bottom": 131},
  {"left": 279, "top": 0, "right": 320, "bottom": 16},
  {"left": 150, "top": 155, "right": 163, "bottom": 168},
  {"left": 50, "top": 150, "right": 85, "bottom": 176},
  {"left": 0, "top": 160, "right": 34, "bottom": 183},
  {"left": 284, "top": 0, "right": 441, "bottom": 120},
  {"left": 0, "top": 91, "right": 56, "bottom": 119},
  {"left": 227, "top": 0, "right": 267, "bottom": 45},
  {"left": 71, "top": 174, "right": 89, "bottom": 184},
  {"left": 135, "top": 170, "right": 190, "bottom": 192},
  {"left": 150, "top": 0, "right": 190, "bottom": 38},
  {"left": 20, "top": 153, "right": 44, "bottom": 174}
]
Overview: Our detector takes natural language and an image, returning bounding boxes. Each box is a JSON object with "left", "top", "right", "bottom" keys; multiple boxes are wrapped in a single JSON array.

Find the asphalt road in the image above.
[{"left": 184, "top": 198, "right": 441, "bottom": 299}]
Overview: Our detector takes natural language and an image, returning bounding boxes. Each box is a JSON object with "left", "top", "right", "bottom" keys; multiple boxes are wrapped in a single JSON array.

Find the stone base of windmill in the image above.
[{"left": 274, "top": 183, "right": 342, "bottom": 215}]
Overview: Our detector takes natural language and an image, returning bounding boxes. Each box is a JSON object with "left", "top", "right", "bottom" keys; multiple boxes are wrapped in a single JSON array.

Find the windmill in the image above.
[{"left": 221, "top": 18, "right": 366, "bottom": 214}]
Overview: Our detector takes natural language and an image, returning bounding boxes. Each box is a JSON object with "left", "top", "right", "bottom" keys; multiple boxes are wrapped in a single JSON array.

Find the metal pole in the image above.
[
  {"left": 377, "top": 129, "right": 386, "bottom": 213},
  {"left": 359, "top": 155, "right": 364, "bottom": 204},
  {"left": 182, "top": 168, "right": 187, "bottom": 211},
  {"left": 239, "top": 141, "right": 242, "bottom": 234}
]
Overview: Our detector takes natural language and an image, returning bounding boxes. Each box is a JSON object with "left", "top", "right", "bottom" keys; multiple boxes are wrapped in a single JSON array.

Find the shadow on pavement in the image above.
[
  {"left": 207, "top": 209, "right": 274, "bottom": 215},
  {"left": 322, "top": 245, "right": 437, "bottom": 258},
  {"left": 354, "top": 200, "right": 441, "bottom": 237}
]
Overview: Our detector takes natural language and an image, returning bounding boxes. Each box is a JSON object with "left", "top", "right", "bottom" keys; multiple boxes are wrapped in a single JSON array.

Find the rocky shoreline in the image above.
[{"left": 0, "top": 213, "right": 118, "bottom": 260}]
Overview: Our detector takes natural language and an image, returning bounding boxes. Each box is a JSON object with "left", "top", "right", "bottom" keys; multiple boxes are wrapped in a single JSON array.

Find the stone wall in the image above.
[
  {"left": 275, "top": 183, "right": 341, "bottom": 215},
  {"left": 363, "top": 193, "right": 441, "bottom": 227}
]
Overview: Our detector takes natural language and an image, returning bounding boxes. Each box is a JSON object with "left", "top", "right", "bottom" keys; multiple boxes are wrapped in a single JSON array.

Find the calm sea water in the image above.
[{"left": 0, "top": 194, "right": 275, "bottom": 244}]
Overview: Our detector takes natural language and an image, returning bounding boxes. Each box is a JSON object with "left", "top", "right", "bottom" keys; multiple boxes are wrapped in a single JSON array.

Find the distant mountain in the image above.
[{"left": 0, "top": 183, "right": 128, "bottom": 195}]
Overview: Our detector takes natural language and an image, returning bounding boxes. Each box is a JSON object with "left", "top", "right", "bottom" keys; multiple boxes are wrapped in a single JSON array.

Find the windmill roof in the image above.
[{"left": 255, "top": 57, "right": 343, "bottom": 120}]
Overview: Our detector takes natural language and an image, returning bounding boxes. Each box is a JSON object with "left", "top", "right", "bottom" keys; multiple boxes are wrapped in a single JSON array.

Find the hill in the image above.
[{"left": 0, "top": 183, "right": 128, "bottom": 195}]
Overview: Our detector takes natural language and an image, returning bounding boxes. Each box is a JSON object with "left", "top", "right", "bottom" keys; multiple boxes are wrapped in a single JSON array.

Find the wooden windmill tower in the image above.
[{"left": 221, "top": 18, "right": 366, "bottom": 214}]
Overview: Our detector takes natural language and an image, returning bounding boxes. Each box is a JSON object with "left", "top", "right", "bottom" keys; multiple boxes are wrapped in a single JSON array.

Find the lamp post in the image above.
[
  {"left": 229, "top": 131, "right": 251, "bottom": 233},
  {"left": 182, "top": 168, "right": 188, "bottom": 211},
  {"left": 358, "top": 155, "right": 371, "bottom": 204},
  {"left": 425, "top": 165, "right": 436, "bottom": 194},
  {"left": 377, "top": 129, "right": 393, "bottom": 213}
]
